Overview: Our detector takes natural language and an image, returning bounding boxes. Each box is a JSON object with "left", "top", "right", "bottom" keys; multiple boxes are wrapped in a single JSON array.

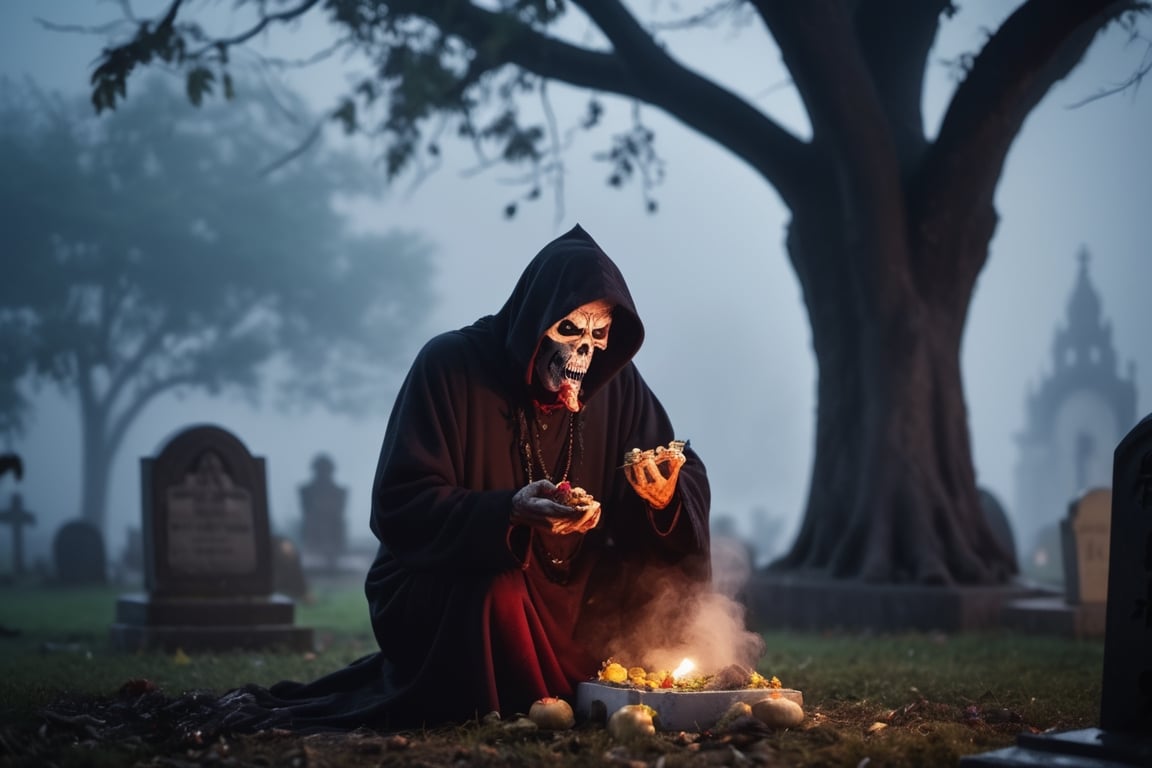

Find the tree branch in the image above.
[
  {"left": 749, "top": 0, "right": 909, "bottom": 286},
  {"left": 916, "top": 0, "right": 1143, "bottom": 300},
  {"left": 184, "top": 0, "right": 324, "bottom": 59},
  {"left": 104, "top": 370, "right": 201, "bottom": 464},
  {"left": 101, "top": 312, "right": 170, "bottom": 418},
  {"left": 411, "top": 0, "right": 811, "bottom": 203},
  {"left": 853, "top": 0, "right": 952, "bottom": 174}
]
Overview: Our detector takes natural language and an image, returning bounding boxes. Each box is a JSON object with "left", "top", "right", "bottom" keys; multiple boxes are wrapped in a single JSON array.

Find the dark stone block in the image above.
[
  {"left": 1001, "top": 595, "right": 1107, "bottom": 638},
  {"left": 113, "top": 592, "right": 296, "bottom": 627},
  {"left": 53, "top": 520, "right": 107, "bottom": 585},
  {"left": 960, "top": 728, "right": 1152, "bottom": 767},
  {"left": 746, "top": 572, "right": 1044, "bottom": 633},
  {"left": 108, "top": 622, "right": 315, "bottom": 654}
]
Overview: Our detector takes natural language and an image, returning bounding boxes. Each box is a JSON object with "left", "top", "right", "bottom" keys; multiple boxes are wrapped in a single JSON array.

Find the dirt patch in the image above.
[{"left": 0, "top": 684, "right": 1032, "bottom": 768}]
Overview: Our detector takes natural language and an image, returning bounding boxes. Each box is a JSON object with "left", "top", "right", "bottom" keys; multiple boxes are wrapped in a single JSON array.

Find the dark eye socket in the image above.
[
  {"left": 557, "top": 320, "right": 580, "bottom": 336},
  {"left": 592, "top": 327, "right": 608, "bottom": 340}
]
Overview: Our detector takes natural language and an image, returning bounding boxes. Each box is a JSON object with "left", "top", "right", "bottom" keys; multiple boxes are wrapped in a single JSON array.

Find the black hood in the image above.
[{"left": 489, "top": 224, "right": 644, "bottom": 403}]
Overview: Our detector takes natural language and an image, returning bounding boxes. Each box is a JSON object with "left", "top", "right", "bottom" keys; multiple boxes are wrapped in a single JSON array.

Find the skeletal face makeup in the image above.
[{"left": 535, "top": 299, "right": 614, "bottom": 411}]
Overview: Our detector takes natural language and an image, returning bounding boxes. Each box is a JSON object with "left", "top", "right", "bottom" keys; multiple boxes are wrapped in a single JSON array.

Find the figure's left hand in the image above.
[{"left": 623, "top": 446, "right": 686, "bottom": 509}]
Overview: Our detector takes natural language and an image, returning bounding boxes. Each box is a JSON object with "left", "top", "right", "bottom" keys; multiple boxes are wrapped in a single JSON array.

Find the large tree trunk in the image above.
[
  {"left": 772, "top": 185, "right": 1016, "bottom": 585},
  {"left": 78, "top": 387, "right": 112, "bottom": 532}
]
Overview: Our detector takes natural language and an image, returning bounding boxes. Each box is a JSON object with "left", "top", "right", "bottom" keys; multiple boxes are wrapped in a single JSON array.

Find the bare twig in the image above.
[
  {"left": 258, "top": 120, "right": 324, "bottom": 176},
  {"left": 1066, "top": 35, "right": 1152, "bottom": 107},
  {"left": 185, "top": 0, "right": 325, "bottom": 59}
]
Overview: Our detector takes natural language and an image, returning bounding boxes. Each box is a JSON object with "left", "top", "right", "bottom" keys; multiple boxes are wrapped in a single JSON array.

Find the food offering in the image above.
[
  {"left": 596, "top": 658, "right": 782, "bottom": 692},
  {"left": 576, "top": 657, "right": 804, "bottom": 733},
  {"left": 551, "top": 480, "right": 594, "bottom": 508},
  {"left": 622, "top": 440, "right": 687, "bottom": 469}
]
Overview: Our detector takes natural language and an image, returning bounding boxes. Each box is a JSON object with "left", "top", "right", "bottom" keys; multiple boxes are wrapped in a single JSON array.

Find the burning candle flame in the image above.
[{"left": 671, "top": 658, "right": 695, "bottom": 680}]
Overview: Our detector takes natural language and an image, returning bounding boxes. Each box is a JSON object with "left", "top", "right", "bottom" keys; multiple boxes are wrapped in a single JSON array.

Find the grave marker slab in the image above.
[
  {"left": 963, "top": 414, "right": 1152, "bottom": 767},
  {"left": 1001, "top": 487, "right": 1111, "bottom": 638},
  {"left": 54, "top": 520, "right": 107, "bottom": 585},
  {"left": 1100, "top": 414, "right": 1152, "bottom": 733},
  {"left": 109, "top": 424, "right": 313, "bottom": 653},
  {"left": 298, "top": 453, "right": 348, "bottom": 572},
  {"left": 1062, "top": 488, "right": 1111, "bottom": 605}
]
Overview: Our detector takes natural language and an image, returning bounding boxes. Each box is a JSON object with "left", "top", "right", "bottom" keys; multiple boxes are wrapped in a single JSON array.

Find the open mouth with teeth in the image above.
[
  {"left": 547, "top": 355, "right": 588, "bottom": 389},
  {"left": 547, "top": 355, "right": 587, "bottom": 411}
]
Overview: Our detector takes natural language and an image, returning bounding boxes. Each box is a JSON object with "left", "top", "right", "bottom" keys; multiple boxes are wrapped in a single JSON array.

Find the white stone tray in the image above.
[{"left": 575, "top": 681, "right": 804, "bottom": 732}]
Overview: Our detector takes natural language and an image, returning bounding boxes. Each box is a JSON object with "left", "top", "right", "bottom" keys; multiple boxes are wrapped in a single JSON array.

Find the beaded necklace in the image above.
[
  {"left": 519, "top": 407, "right": 577, "bottom": 484},
  {"left": 517, "top": 407, "right": 584, "bottom": 583}
]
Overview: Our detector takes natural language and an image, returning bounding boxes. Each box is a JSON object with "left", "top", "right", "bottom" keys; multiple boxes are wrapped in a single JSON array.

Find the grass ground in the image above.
[{"left": 0, "top": 583, "right": 1105, "bottom": 767}]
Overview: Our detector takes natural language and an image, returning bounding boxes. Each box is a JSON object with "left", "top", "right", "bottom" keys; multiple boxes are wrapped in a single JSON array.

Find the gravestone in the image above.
[
  {"left": 109, "top": 424, "right": 313, "bottom": 653},
  {"left": 53, "top": 520, "right": 107, "bottom": 585},
  {"left": 272, "top": 535, "right": 310, "bottom": 601},
  {"left": 298, "top": 453, "right": 348, "bottom": 571},
  {"left": 0, "top": 453, "right": 21, "bottom": 480},
  {"left": 963, "top": 414, "right": 1152, "bottom": 767},
  {"left": 1099, "top": 415, "right": 1152, "bottom": 734},
  {"left": 1001, "top": 488, "right": 1110, "bottom": 637},
  {"left": 119, "top": 527, "right": 143, "bottom": 573},
  {"left": 0, "top": 493, "right": 35, "bottom": 577},
  {"left": 1062, "top": 488, "right": 1111, "bottom": 605},
  {"left": 978, "top": 487, "right": 1018, "bottom": 574}
]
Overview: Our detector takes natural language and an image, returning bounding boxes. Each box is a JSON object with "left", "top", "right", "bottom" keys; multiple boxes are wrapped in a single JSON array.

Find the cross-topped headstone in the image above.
[{"left": 0, "top": 493, "right": 34, "bottom": 576}]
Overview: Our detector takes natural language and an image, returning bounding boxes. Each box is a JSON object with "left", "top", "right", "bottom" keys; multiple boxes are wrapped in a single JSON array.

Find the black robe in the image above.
[{"left": 227, "top": 224, "right": 710, "bottom": 732}]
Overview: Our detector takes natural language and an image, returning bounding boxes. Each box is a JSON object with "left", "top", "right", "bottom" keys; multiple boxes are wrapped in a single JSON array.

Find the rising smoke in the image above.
[{"left": 601, "top": 534, "right": 765, "bottom": 674}]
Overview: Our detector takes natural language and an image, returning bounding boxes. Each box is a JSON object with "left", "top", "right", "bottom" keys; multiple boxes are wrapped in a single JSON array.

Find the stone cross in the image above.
[{"left": 0, "top": 493, "right": 34, "bottom": 576}]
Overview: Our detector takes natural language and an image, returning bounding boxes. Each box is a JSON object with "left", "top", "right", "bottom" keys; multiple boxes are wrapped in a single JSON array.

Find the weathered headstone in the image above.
[
  {"left": 119, "top": 526, "right": 143, "bottom": 573},
  {"left": 272, "top": 535, "right": 310, "bottom": 601},
  {"left": 0, "top": 453, "right": 22, "bottom": 480},
  {"left": 963, "top": 414, "right": 1152, "bottom": 767},
  {"left": 978, "top": 487, "right": 1018, "bottom": 574},
  {"left": 1061, "top": 488, "right": 1111, "bottom": 605},
  {"left": 109, "top": 424, "right": 313, "bottom": 653},
  {"left": 1002, "top": 488, "right": 1110, "bottom": 637},
  {"left": 298, "top": 453, "right": 347, "bottom": 571},
  {"left": 0, "top": 493, "right": 35, "bottom": 577},
  {"left": 53, "top": 519, "right": 107, "bottom": 585}
]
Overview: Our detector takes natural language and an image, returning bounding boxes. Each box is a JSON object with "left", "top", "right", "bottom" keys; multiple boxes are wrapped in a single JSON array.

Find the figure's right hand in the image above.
[{"left": 511, "top": 479, "right": 601, "bottom": 535}]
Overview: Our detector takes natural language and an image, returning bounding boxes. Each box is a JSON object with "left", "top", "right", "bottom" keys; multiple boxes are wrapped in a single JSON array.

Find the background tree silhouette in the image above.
[
  {"left": 82, "top": 0, "right": 1148, "bottom": 584},
  {"left": 0, "top": 76, "right": 435, "bottom": 533}
]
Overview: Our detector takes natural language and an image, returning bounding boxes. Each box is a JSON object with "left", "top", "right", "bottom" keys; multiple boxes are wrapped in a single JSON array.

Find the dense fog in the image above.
[{"left": 1, "top": 0, "right": 1149, "bottom": 574}]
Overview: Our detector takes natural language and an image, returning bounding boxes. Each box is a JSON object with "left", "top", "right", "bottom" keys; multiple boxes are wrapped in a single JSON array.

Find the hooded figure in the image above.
[{"left": 224, "top": 225, "right": 710, "bottom": 731}]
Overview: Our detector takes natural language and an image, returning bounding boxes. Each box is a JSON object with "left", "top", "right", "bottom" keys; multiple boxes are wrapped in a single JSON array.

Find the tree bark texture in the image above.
[{"left": 751, "top": 0, "right": 1132, "bottom": 583}]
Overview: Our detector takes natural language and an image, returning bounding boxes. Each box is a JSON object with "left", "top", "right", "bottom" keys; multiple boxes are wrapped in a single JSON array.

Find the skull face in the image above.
[{"left": 535, "top": 299, "right": 614, "bottom": 410}]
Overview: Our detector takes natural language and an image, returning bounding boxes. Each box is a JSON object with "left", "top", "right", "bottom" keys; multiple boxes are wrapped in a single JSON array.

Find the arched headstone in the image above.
[
  {"left": 53, "top": 519, "right": 106, "bottom": 585},
  {"left": 109, "top": 424, "right": 313, "bottom": 653}
]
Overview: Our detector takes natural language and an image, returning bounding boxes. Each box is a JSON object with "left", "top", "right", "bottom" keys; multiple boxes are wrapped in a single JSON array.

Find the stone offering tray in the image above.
[{"left": 575, "top": 681, "right": 804, "bottom": 732}]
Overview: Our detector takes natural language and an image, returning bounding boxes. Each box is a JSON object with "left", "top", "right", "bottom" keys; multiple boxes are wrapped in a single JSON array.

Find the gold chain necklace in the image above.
[
  {"left": 518, "top": 408, "right": 584, "bottom": 582},
  {"left": 522, "top": 409, "right": 577, "bottom": 484}
]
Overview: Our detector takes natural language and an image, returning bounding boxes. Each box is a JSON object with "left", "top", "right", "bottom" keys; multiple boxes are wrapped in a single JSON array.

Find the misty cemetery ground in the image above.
[{"left": 0, "top": 580, "right": 1112, "bottom": 768}]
